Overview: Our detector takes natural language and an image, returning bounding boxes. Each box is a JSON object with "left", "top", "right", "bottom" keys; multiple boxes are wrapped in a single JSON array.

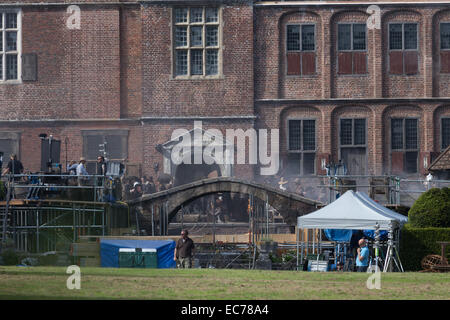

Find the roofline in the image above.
[
  {"left": 254, "top": 1, "right": 450, "bottom": 8},
  {"left": 428, "top": 145, "right": 450, "bottom": 171},
  {"left": 0, "top": 2, "right": 139, "bottom": 7},
  {"left": 256, "top": 98, "right": 450, "bottom": 105}
]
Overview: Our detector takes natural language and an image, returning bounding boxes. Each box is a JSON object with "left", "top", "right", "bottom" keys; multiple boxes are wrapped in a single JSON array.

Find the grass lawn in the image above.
[{"left": 0, "top": 266, "right": 449, "bottom": 300}]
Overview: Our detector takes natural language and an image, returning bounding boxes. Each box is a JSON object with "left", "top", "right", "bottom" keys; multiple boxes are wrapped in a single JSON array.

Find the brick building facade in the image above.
[{"left": 1, "top": 0, "right": 450, "bottom": 190}]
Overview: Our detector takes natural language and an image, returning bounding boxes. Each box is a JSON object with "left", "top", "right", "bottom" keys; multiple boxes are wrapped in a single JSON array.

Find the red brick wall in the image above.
[
  {"left": 256, "top": 102, "right": 450, "bottom": 177},
  {"left": 280, "top": 11, "right": 323, "bottom": 99},
  {"left": 2, "top": 1, "right": 450, "bottom": 181},
  {"left": 0, "top": 6, "right": 121, "bottom": 120},
  {"left": 433, "top": 9, "right": 450, "bottom": 97},
  {"left": 255, "top": 5, "right": 450, "bottom": 100},
  {"left": 141, "top": 3, "right": 254, "bottom": 117},
  {"left": 0, "top": 121, "right": 142, "bottom": 173},
  {"left": 330, "top": 10, "right": 372, "bottom": 98},
  {"left": 381, "top": 9, "right": 425, "bottom": 98},
  {"left": 120, "top": 5, "right": 143, "bottom": 118}
]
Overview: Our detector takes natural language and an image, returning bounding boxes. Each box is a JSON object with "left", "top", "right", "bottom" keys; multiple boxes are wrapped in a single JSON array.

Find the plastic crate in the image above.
[{"left": 308, "top": 260, "right": 328, "bottom": 272}]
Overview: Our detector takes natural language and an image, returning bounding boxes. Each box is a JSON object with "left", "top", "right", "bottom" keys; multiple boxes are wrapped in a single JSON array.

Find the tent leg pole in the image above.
[
  {"left": 300, "top": 228, "right": 303, "bottom": 266},
  {"left": 306, "top": 229, "right": 309, "bottom": 257},
  {"left": 319, "top": 229, "right": 322, "bottom": 256},
  {"left": 296, "top": 226, "right": 299, "bottom": 271},
  {"left": 312, "top": 228, "right": 315, "bottom": 255}
]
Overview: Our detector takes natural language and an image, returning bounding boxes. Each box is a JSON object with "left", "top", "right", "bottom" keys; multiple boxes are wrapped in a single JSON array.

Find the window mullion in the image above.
[
  {"left": 350, "top": 23, "right": 353, "bottom": 51},
  {"left": 187, "top": 24, "right": 190, "bottom": 76},
  {"left": 403, "top": 119, "right": 407, "bottom": 151},
  {"left": 3, "top": 13, "right": 6, "bottom": 81},
  {"left": 1, "top": 17, "right": 2, "bottom": 80},
  {"left": 300, "top": 153, "right": 303, "bottom": 176},
  {"left": 299, "top": 24, "right": 302, "bottom": 52},
  {"left": 352, "top": 119, "right": 355, "bottom": 146},
  {"left": 300, "top": 120, "right": 303, "bottom": 175},
  {"left": 402, "top": 24, "right": 405, "bottom": 50},
  {"left": 203, "top": 11, "right": 206, "bottom": 76},
  {"left": 301, "top": 120, "right": 304, "bottom": 152}
]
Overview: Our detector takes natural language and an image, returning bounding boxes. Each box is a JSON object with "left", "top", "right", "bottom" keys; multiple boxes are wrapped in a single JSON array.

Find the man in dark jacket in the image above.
[
  {"left": 174, "top": 229, "right": 195, "bottom": 268},
  {"left": 2, "top": 154, "right": 24, "bottom": 181}
]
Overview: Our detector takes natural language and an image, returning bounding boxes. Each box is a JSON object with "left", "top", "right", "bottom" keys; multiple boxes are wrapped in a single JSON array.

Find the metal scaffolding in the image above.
[
  {"left": 317, "top": 174, "right": 450, "bottom": 206},
  {"left": 0, "top": 172, "right": 127, "bottom": 253}
]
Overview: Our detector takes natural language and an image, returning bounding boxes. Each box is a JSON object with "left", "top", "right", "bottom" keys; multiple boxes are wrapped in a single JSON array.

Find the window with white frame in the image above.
[
  {"left": 173, "top": 7, "right": 220, "bottom": 77},
  {"left": 1, "top": 11, "right": 20, "bottom": 82}
]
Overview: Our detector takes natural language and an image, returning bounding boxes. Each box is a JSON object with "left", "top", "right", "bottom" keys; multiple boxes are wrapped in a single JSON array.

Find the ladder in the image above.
[
  {"left": 0, "top": 179, "right": 13, "bottom": 248},
  {"left": 0, "top": 205, "right": 11, "bottom": 247}
]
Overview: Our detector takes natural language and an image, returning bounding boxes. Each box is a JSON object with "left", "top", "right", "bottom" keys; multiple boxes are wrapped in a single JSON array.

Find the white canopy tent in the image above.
[
  {"left": 297, "top": 190, "right": 408, "bottom": 230},
  {"left": 296, "top": 190, "right": 408, "bottom": 271}
]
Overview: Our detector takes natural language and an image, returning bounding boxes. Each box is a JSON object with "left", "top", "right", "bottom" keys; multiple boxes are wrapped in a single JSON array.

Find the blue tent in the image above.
[
  {"left": 323, "top": 229, "right": 353, "bottom": 242},
  {"left": 363, "top": 229, "right": 388, "bottom": 240},
  {"left": 324, "top": 229, "right": 388, "bottom": 241},
  {"left": 100, "top": 239, "right": 176, "bottom": 268}
]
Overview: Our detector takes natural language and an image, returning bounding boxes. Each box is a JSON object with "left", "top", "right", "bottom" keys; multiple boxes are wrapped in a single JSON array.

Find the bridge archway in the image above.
[{"left": 128, "top": 177, "right": 321, "bottom": 228}]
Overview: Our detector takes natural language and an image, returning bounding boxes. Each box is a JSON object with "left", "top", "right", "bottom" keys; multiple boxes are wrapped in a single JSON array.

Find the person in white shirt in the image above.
[{"left": 76, "top": 157, "right": 89, "bottom": 186}]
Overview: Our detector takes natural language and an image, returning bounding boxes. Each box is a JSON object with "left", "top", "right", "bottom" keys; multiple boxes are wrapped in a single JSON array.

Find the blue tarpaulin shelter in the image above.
[
  {"left": 324, "top": 229, "right": 388, "bottom": 241},
  {"left": 100, "top": 239, "right": 176, "bottom": 268},
  {"left": 323, "top": 229, "right": 353, "bottom": 242}
]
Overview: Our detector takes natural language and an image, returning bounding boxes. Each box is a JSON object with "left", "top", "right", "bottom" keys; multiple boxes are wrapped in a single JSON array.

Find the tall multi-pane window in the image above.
[
  {"left": 0, "top": 136, "right": 19, "bottom": 168},
  {"left": 388, "top": 23, "right": 418, "bottom": 75},
  {"left": 287, "top": 119, "right": 316, "bottom": 175},
  {"left": 286, "top": 24, "right": 316, "bottom": 75},
  {"left": 173, "top": 7, "right": 220, "bottom": 77},
  {"left": 340, "top": 119, "right": 366, "bottom": 146},
  {"left": 339, "top": 119, "right": 367, "bottom": 175},
  {"left": 83, "top": 131, "right": 128, "bottom": 174},
  {"left": 441, "top": 118, "right": 450, "bottom": 150},
  {"left": 391, "top": 118, "right": 418, "bottom": 174},
  {"left": 440, "top": 23, "right": 450, "bottom": 73},
  {"left": 337, "top": 23, "right": 367, "bottom": 74},
  {"left": 0, "top": 11, "right": 20, "bottom": 82}
]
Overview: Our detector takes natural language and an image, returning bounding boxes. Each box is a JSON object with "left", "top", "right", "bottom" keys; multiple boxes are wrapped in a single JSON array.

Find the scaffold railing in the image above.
[
  {"left": 314, "top": 174, "right": 450, "bottom": 206},
  {"left": 0, "top": 172, "right": 125, "bottom": 253}
]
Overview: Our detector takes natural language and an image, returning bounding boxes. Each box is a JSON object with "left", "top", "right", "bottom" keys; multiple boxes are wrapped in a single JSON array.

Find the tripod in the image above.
[{"left": 383, "top": 224, "right": 404, "bottom": 272}]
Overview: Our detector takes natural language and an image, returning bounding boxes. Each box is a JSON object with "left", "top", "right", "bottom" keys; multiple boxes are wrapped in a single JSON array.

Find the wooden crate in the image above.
[
  {"left": 71, "top": 242, "right": 100, "bottom": 257},
  {"left": 79, "top": 257, "right": 101, "bottom": 267}
]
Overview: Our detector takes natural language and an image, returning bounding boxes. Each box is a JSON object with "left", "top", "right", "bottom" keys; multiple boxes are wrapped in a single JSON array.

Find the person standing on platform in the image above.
[
  {"left": 76, "top": 157, "right": 89, "bottom": 186},
  {"left": 356, "top": 238, "right": 369, "bottom": 272},
  {"left": 2, "top": 154, "right": 24, "bottom": 181},
  {"left": 67, "top": 160, "right": 78, "bottom": 175},
  {"left": 174, "top": 229, "right": 195, "bottom": 269},
  {"left": 96, "top": 156, "right": 107, "bottom": 201}
]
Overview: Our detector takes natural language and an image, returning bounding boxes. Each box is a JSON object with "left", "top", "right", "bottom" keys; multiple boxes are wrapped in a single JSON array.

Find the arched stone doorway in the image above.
[
  {"left": 173, "top": 162, "right": 221, "bottom": 187},
  {"left": 156, "top": 127, "right": 236, "bottom": 221}
]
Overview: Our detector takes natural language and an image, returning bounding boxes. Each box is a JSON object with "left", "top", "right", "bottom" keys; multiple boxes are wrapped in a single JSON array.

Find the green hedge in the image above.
[
  {"left": 408, "top": 187, "right": 450, "bottom": 228},
  {"left": 399, "top": 224, "right": 450, "bottom": 271}
]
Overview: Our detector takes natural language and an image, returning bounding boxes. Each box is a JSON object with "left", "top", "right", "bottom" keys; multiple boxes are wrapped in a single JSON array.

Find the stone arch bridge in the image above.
[{"left": 127, "top": 177, "right": 322, "bottom": 231}]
